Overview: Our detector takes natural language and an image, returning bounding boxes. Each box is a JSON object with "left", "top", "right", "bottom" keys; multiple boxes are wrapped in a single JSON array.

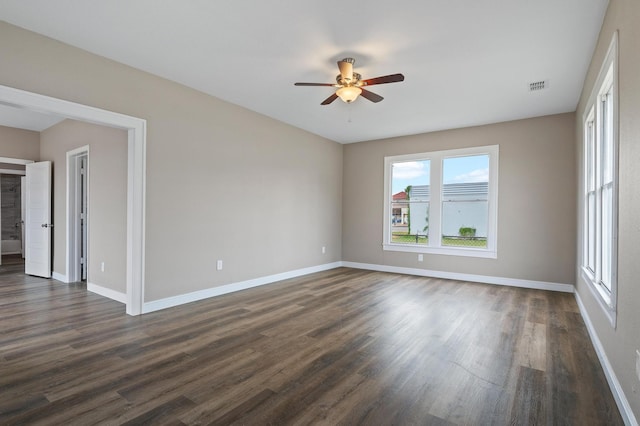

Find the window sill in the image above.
[
  {"left": 580, "top": 266, "right": 616, "bottom": 328},
  {"left": 383, "top": 243, "right": 497, "bottom": 259}
]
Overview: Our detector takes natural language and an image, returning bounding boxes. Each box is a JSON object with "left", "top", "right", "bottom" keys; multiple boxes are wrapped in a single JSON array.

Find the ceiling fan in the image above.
[{"left": 294, "top": 58, "right": 404, "bottom": 105}]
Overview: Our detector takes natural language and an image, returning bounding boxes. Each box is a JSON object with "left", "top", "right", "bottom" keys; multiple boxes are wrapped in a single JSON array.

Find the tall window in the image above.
[
  {"left": 383, "top": 145, "right": 498, "bottom": 258},
  {"left": 582, "top": 32, "right": 617, "bottom": 323}
]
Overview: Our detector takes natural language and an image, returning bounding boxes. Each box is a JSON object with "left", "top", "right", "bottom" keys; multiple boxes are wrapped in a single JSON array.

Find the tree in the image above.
[{"left": 423, "top": 210, "right": 429, "bottom": 235}]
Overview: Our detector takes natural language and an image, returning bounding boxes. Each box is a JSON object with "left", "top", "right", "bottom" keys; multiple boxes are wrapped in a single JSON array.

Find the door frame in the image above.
[
  {"left": 0, "top": 84, "right": 146, "bottom": 316},
  {"left": 67, "top": 146, "right": 89, "bottom": 284}
]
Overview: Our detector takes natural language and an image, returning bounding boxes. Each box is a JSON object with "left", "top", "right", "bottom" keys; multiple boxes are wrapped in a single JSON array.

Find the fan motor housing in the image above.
[{"left": 336, "top": 72, "right": 361, "bottom": 86}]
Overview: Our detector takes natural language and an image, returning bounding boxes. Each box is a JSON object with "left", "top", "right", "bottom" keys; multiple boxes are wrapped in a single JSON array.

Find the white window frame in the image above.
[
  {"left": 581, "top": 31, "right": 618, "bottom": 327},
  {"left": 383, "top": 145, "right": 499, "bottom": 258}
]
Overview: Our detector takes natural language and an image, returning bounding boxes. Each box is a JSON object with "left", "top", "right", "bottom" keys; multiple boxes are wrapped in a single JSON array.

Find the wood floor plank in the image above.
[{"left": 0, "top": 258, "right": 624, "bottom": 425}]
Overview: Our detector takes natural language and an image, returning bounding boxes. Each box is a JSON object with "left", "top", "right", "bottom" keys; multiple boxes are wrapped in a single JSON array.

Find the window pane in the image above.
[
  {"left": 587, "top": 191, "right": 596, "bottom": 272},
  {"left": 391, "top": 160, "right": 430, "bottom": 245},
  {"left": 441, "top": 155, "right": 489, "bottom": 248},
  {"left": 601, "top": 184, "right": 613, "bottom": 292},
  {"left": 603, "top": 91, "right": 614, "bottom": 183},
  {"left": 587, "top": 120, "right": 596, "bottom": 191}
]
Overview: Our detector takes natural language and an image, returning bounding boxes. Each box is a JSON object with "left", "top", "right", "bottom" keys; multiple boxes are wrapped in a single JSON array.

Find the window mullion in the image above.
[{"left": 430, "top": 155, "right": 442, "bottom": 248}]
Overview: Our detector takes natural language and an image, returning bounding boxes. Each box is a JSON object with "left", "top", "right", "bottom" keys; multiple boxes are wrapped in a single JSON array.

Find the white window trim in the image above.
[
  {"left": 581, "top": 31, "right": 618, "bottom": 327},
  {"left": 383, "top": 145, "right": 499, "bottom": 259}
]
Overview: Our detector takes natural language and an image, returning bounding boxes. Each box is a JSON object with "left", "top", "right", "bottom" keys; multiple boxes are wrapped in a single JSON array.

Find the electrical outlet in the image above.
[
  {"left": 216, "top": 260, "right": 223, "bottom": 271},
  {"left": 322, "top": 246, "right": 326, "bottom": 254},
  {"left": 636, "top": 350, "right": 640, "bottom": 382},
  {"left": 101, "top": 262, "right": 105, "bottom": 272},
  {"left": 418, "top": 254, "right": 424, "bottom": 262}
]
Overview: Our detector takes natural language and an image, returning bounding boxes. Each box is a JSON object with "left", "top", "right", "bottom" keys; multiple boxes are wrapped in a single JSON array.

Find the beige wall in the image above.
[
  {"left": 0, "top": 21, "right": 343, "bottom": 302},
  {"left": 575, "top": 0, "right": 640, "bottom": 418},
  {"left": 343, "top": 113, "right": 576, "bottom": 285},
  {"left": 40, "top": 120, "right": 128, "bottom": 293},
  {"left": 0, "top": 125, "right": 40, "bottom": 161}
]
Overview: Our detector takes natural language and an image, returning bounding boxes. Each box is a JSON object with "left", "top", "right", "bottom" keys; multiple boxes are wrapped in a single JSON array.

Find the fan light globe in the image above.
[{"left": 336, "top": 86, "right": 362, "bottom": 103}]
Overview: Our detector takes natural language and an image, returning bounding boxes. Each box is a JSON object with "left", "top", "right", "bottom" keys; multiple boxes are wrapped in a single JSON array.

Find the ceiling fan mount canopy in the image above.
[{"left": 294, "top": 57, "right": 405, "bottom": 105}]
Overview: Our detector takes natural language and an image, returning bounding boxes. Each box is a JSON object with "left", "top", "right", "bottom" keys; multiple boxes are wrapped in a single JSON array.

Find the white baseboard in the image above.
[
  {"left": 51, "top": 272, "right": 126, "bottom": 304},
  {"left": 341, "top": 261, "right": 575, "bottom": 293},
  {"left": 142, "top": 261, "right": 343, "bottom": 314},
  {"left": 52, "top": 271, "right": 69, "bottom": 283},
  {"left": 574, "top": 291, "right": 638, "bottom": 426},
  {"left": 143, "top": 261, "right": 573, "bottom": 315},
  {"left": 87, "top": 282, "right": 127, "bottom": 304}
]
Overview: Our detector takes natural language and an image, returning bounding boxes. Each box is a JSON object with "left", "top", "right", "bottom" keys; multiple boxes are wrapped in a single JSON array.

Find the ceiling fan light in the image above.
[{"left": 336, "top": 86, "right": 362, "bottom": 103}]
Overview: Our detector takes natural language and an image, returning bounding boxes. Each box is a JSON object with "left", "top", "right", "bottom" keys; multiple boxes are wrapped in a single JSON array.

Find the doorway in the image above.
[
  {"left": 0, "top": 160, "right": 29, "bottom": 267},
  {"left": 0, "top": 84, "right": 146, "bottom": 315},
  {"left": 67, "top": 147, "right": 89, "bottom": 283},
  {"left": 0, "top": 173, "right": 25, "bottom": 265}
]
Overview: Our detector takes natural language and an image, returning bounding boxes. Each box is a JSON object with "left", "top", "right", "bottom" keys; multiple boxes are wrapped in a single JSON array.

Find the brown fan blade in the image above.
[
  {"left": 361, "top": 73, "right": 405, "bottom": 86},
  {"left": 337, "top": 59, "right": 354, "bottom": 82},
  {"left": 360, "top": 88, "right": 384, "bottom": 103},
  {"left": 295, "top": 82, "right": 336, "bottom": 86},
  {"left": 321, "top": 93, "right": 339, "bottom": 105}
]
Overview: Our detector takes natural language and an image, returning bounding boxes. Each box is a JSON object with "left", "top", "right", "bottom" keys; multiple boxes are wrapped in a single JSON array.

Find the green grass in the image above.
[
  {"left": 392, "top": 233, "right": 428, "bottom": 244},
  {"left": 391, "top": 232, "right": 487, "bottom": 248}
]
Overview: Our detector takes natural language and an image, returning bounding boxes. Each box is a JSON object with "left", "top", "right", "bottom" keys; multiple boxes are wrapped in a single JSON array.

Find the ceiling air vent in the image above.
[{"left": 529, "top": 80, "right": 547, "bottom": 92}]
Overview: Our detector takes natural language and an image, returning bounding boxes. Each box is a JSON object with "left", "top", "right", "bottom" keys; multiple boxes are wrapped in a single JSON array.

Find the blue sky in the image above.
[{"left": 391, "top": 155, "right": 489, "bottom": 194}]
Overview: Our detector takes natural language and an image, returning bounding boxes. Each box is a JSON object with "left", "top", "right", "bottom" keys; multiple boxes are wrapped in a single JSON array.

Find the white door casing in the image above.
[
  {"left": 0, "top": 175, "right": 2, "bottom": 266},
  {"left": 21, "top": 176, "right": 26, "bottom": 258},
  {"left": 67, "top": 147, "right": 89, "bottom": 283},
  {"left": 25, "top": 161, "right": 52, "bottom": 278}
]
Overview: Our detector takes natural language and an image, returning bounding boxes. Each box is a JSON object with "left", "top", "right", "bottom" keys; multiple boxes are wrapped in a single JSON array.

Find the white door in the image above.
[{"left": 25, "top": 161, "right": 52, "bottom": 277}]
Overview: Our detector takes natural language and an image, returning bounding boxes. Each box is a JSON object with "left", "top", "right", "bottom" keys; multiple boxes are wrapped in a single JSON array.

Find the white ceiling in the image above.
[
  {"left": 0, "top": 104, "right": 64, "bottom": 131},
  {"left": 0, "top": 0, "right": 608, "bottom": 143}
]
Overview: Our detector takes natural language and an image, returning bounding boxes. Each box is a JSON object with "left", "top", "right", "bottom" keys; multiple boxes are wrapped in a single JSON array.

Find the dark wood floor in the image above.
[{"left": 0, "top": 260, "right": 622, "bottom": 425}]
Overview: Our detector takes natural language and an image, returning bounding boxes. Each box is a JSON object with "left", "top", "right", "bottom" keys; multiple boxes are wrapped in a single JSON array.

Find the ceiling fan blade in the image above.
[
  {"left": 294, "top": 82, "right": 336, "bottom": 87},
  {"left": 360, "top": 88, "right": 384, "bottom": 103},
  {"left": 361, "top": 73, "right": 405, "bottom": 86},
  {"left": 321, "top": 93, "right": 339, "bottom": 105},
  {"left": 337, "top": 59, "right": 354, "bottom": 82}
]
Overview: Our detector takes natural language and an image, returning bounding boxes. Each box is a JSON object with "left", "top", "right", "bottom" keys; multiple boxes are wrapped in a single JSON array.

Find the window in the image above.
[
  {"left": 581, "top": 32, "right": 618, "bottom": 325},
  {"left": 442, "top": 155, "right": 489, "bottom": 248},
  {"left": 383, "top": 145, "right": 498, "bottom": 258}
]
